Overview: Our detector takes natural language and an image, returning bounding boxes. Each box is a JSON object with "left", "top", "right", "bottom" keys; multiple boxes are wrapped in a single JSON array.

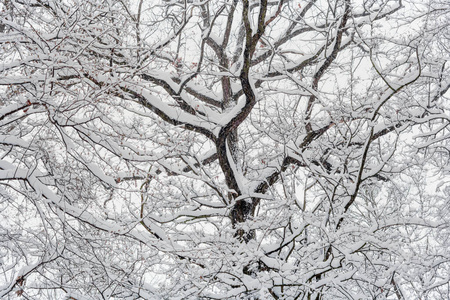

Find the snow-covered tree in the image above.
[{"left": 1, "top": 0, "right": 449, "bottom": 299}]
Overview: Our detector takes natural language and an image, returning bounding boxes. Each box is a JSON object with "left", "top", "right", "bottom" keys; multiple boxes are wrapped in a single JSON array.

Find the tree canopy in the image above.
[{"left": 0, "top": 0, "right": 449, "bottom": 299}]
